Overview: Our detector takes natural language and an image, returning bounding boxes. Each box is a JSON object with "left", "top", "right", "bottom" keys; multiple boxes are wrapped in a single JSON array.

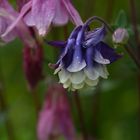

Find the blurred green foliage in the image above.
[{"left": 0, "top": 0, "right": 140, "bottom": 140}]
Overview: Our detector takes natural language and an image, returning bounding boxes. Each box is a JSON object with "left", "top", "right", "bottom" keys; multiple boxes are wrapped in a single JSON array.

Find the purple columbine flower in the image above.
[
  {"left": 47, "top": 17, "right": 121, "bottom": 91},
  {"left": 3, "top": 0, "right": 83, "bottom": 36},
  {"left": 37, "top": 84, "right": 76, "bottom": 140}
]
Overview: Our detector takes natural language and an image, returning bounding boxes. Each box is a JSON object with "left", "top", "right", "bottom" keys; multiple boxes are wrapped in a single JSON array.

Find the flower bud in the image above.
[
  {"left": 23, "top": 45, "right": 44, "bottom": 90},
  {"left": 112, "top": 28, "right": 129, "bottom": 45}
]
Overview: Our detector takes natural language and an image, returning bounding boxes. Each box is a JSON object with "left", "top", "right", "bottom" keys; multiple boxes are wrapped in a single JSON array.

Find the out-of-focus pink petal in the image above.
[
  {"left": 52, "top": 0, "right": 69, "bottom": 25},
  {"left": 24, "top": 0, "right": 56, "bottom": 36},
  {"left": 37, "top": 84, "right": 76, "bottom": 140},
  {"left": 0, "top": 0, "right": 35, "bottom": 46},
  {"left": 38, "top": 108, "right": 55, "bottom": 140},
  {"left": 62, "top": 0, "right": 83, "bottom": 26},
  {"left": 0, "top": 23, "right": 17, "bottom": 42},
  {"left": 0, "top": 16, "right": 16, "bottom": 42},
  {"left": 0, "top": 17, "right": 8, "bottom": 35},
  {"left": 37, "top": 85, "right": 57, "bottom": 140},
  {"left": 57, "top": 93, "right": 76, "bottom": 140},
  {"left": 16, "top": 0, "right": 30, "bottom": 11},
  {"left": 2, "top": 1, "right": 32, "bottom": 38},
  {"left": 0, "top": 0, "right": 15, "bottom": 13},
  {"left": 15, "top": 19, "right": 36, "bottom": 48},
  {"left": 3, "top": 0, "right": 83, "bottom": 37},
  {"left": 0, "top": 0, "right": 18, "bottom": 42}
]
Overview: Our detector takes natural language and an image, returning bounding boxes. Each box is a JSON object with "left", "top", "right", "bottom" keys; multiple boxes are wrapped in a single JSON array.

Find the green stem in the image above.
[
  {"left": 92, "top": 84, "right": 101, "bottom": 138},
  {"left": 31, "top": 89, "right": 41, "bottom": 115},
  {"left": 105, "top": 0, "right": 115, "bottom": 22},
  {"left": 84, "top": 16, "right": 113, "bottom": 32},
  {"left": 74, "top": 91, "right": 88, "bottom": 140},
  {"left": 84, "top": 0, "right": 96, "bottom": 19},
  {"left": 129, "top": 0, "right": 140, "bottom": 55},
  {"left": 124, "top": 44, "right": 140, "bottom": 68},
  {"left": 0, "top": 67, "right": 15, "bottom": 140},
  {"left": 129, "top": 0, "right": 140, "bottom": 139},
  {"left": 0, "top": 92, "right": 15, "bottom": 140}
]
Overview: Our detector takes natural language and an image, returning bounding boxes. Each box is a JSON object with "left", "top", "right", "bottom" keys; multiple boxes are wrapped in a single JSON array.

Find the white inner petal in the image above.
[
  {"left": 94, "top": 50, "right": 110, "bottom": 64},
  {"left": 63, "top": 80, "right": 71, "bottom": 89},
  {"left": 67, "top": 58, "right": 86, "bottom": 72},
  {"left": 85, "top": 77, "right": 99, "bottom": 86},
  {"left": 84, "top": 67, "right": 99, "bottom": 80},
  {"left": 58, "top": 69, "right": 71, "bottom": 83},
  {"left": 70, "top": 87, "right": 76, "bottom": 91},
  {"left": 94, "top": 65, "right": 109, "bottom": 79},
  {"left": 70, "top": 71, "right": 85, "bottom": 84},
  {"left": 72, "top": 82, "right": 84, "bottom": 90}
]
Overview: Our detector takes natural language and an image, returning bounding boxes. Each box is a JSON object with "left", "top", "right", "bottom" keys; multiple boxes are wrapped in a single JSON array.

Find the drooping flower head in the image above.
[
  {"left": 48, "top": 17, "right": 121, "bottom": 91},
  {"left": 0, "top": 0, "right": 44, "bottom": 89},
  {"left": 3, "top": 0, "right": 83, "bottom": 36},
  {"left": 37, "top": 84, "right": 76, "bottom": 140}
]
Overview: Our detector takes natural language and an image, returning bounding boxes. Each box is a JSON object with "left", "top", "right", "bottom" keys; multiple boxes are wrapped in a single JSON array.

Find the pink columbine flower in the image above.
[
  {"left": 16, "top": 0, "right": 30, "bottom": 11},
  {"left": 0, "top": 0, "right": 43, "bottom": 89},
  {"left": 37, "top": 84, "right": 76, "bottom": 140},
  {"left": 0, "top": 0, "right": 18, "bottom": 42},
  {"left": 3, "top": 0, "right": 83, "bottom": 36},
  {"left": 0, "top": 0, "right": 35, "bottom": 45}
]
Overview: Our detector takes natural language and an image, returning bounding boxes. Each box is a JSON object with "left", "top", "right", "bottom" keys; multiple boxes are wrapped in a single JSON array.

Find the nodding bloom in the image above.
[
  {"left": 47, "top": 17, "right": 121, "bottom": 91},
  {"left": 37, "top": 84, "right": 76, "bottom": 140},
  {"left": 0, "top": 0, "right": 43, "bottom": 89},
  {"left": 3, "top": 0, "right": 83, "bottom": 36}
]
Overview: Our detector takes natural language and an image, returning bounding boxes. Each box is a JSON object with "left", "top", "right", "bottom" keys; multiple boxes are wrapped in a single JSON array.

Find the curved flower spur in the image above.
[{"left": 47, "top": 17, "right": 121, "bottom": 91}]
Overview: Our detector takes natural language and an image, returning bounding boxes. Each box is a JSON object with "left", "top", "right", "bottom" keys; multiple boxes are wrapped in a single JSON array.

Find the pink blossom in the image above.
[
  {"left": 0, "top": 0, "right": 18, "bottom": 42},
  {"left": 38, "top": 84, "right": 76, "bottom": 140},
  {"left": 0, "top": 0, "right": 36, "bottom": 46},
  {"left": 16, "top": 0, "right": 30, "bottom": 11},
  {"left": 3, "top": 0, "right": 83, "bottom": 36},
  {"left": 0, "top": 0, "right": 43, "bottom": 89}
]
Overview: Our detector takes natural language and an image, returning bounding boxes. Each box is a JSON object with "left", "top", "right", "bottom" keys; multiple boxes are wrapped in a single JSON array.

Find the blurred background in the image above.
[{"left": 0, "top": 0, "right": 140, "bottom": 140}]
